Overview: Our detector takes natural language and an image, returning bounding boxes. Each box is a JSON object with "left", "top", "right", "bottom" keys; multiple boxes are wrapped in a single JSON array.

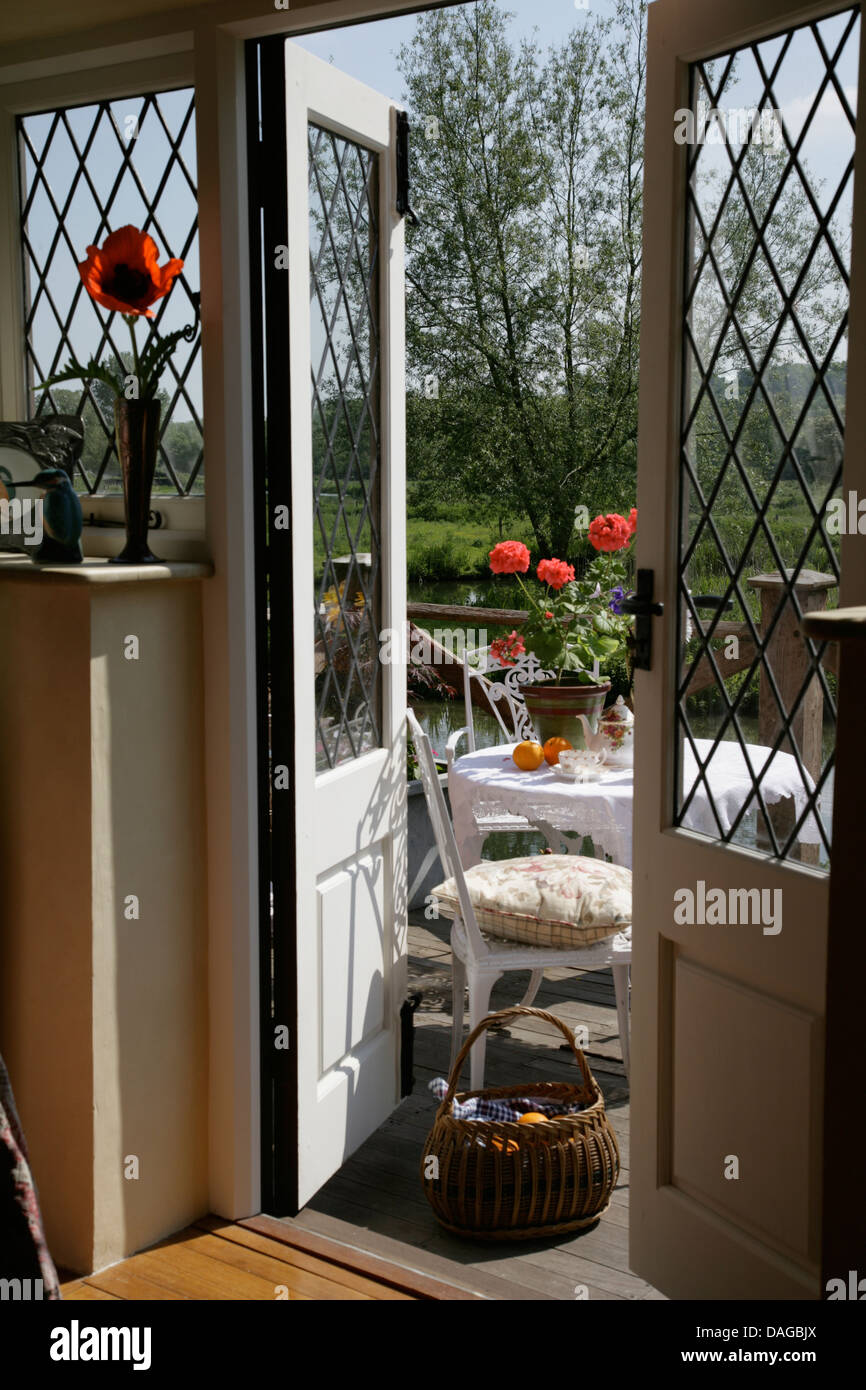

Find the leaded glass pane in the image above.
[
  {"left": 310, "top": 124, "right": 382, "bottom": 771},
  {"left": 675, "top": 7, "right": 859, "bottom": 867}
]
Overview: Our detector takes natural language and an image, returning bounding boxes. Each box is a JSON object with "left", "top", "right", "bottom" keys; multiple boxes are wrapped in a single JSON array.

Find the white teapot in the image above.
[{"left": 575, "top": 695, "right": 634, "bottom": 768}]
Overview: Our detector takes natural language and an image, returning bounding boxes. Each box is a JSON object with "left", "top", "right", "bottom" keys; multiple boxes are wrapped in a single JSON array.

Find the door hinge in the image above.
[
  {"left": 400, "top": 992, "right": 422, "bottom": 1096},
  {"left": 395, "top": 110, "right": 419, "bottom": 226},
  {"left": 620, "top": 568, "right": 664, "bottom": 671}
]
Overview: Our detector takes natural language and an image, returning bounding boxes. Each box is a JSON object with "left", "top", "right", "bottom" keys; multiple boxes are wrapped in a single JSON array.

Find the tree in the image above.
[
  {"left": 684, "top": 72, "right": 849, "bottom": 585},
  {"left": 399, "top": 0, "right": 646, "bottom": 556}
]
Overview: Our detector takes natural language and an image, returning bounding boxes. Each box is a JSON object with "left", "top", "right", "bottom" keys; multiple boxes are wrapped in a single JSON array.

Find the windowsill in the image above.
[
  {"left": 80, "top": 523, "right": 209, "bottom": 563},
  {"left": 0, "top": 553, "right": 213, "bottom": 585}
]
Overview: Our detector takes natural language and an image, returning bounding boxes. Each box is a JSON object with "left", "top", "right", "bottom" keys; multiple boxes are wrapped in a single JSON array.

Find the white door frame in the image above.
[
  {"left": 189, "top": 0, "right": 425, "bottom": 1222},
  {"left": 283, "top": 42, "right": 407, "bottom": 1207},
  {"left": 189, "top": 3, "right": 420, "bottom": 1219}
]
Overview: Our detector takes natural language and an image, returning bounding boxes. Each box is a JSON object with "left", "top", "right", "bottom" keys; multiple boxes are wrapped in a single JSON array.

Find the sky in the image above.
[
  {"left": 292, "top": 0, "right": 617, "bottom": 99},
  {"left": 293, "top": 0, "right": 857, "bottom": 195},
  {"left": 18, "top": 0, "right": 861, "bottom": 428}
]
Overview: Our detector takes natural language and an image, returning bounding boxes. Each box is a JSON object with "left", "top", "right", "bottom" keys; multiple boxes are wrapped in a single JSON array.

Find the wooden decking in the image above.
[
  {"left": 276, "top": 912, "right": 663, "bottom": 1301},
  {"left": 60, "top": 1213, "right": 482, "bottom": 1300},
  {"left": 62, "top": 915, "right": 660, "bottom": 1302}
]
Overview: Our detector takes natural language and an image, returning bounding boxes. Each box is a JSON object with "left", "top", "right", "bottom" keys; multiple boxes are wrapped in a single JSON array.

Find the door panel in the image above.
[
  {"left": 317, "top": 855, "right": 386, "bottom": 1072},
  {"left": 670, "top": 960, "right": 820, "bottom": 1262},
  {"left": 285, "top": 41, "right": 407, "bottom": 1209},
  {"left": 632, "top": 0, "right": 862, "bottom": 1300}
]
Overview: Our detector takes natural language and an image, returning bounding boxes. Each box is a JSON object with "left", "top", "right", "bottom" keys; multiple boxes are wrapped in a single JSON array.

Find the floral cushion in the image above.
[{"left": 431, "top": 854, "right": 632, "bottom": 949}]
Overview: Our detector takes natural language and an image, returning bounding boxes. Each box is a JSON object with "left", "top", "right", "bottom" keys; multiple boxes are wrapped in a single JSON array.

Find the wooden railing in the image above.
[
  {"left": 683, "top": 571, "right": 837, "bottom": 786},
  {"left": 406, "top": 601, "right": 528, "bottom": 627}
]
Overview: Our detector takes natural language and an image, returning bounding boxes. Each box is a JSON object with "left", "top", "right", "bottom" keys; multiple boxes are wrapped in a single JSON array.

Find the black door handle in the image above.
[
  {"left": 620, "top": 594, "right": 664, "bottom": 618},
  {"left": 621, "top": 568, "right": 663, "bottom": 670},
  {"left": 690, "top": 593, "right": 733, "bottom": 612}
]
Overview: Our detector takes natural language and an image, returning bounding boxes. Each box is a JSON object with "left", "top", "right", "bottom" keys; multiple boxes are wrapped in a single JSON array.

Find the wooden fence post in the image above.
[{"left": 747, "top": 569, "right": 836, "bottom": 861}]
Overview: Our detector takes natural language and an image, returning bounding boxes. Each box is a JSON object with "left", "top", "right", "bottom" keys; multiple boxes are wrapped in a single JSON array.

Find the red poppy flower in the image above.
[
  {"left": 537, "top": 557, "right": 575, "bottom": 590},
  {"left": 78, "top": 225, "right": 184, "bottom": 318},
  {"left": 588, "top": 513, "right": 632, "bottom": 552}
]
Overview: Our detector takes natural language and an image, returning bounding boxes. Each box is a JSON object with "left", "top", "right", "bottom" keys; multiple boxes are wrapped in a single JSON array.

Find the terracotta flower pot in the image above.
[
  {"left": 522, "top": 678, "right": 611, "bottom": 751},
  {"left": 111, "top": 396, "right": 162, "bottom": 564}
]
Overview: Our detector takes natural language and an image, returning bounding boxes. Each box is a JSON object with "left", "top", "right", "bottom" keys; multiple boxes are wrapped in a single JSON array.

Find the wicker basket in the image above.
[{"left": 421, "top": 1006, "right": 620, "bottom": 1240}]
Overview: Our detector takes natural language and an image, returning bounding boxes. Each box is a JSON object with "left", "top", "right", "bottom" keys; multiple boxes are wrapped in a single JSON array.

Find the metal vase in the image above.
[{"left": 111, "top": 397, "right": 162, "bottom": 564}]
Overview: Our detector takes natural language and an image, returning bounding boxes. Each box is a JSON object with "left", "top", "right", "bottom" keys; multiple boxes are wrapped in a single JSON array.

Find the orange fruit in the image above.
[
  {"left": 512, "top": 740, "right": 545, "bottom": 771},
  {"left": 543, "top": 736, "right": 573, "bottom": 765},
  {"left": 491, "top": 1136, "right": 519, "bottom": 1153},
  {"left": 518, "top": 1112, "right": 549, "bottom": 1125}
]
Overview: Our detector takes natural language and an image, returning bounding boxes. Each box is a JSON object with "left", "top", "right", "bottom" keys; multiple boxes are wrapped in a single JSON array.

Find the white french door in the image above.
[
  {"left": 285, "top": 42, "right": 407, "bottom": 1207},
  {"left": 631, "top": 0, "right": 864, "bottom": 1297}
]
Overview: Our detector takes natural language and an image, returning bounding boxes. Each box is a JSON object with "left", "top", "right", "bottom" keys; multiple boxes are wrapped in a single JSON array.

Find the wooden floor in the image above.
[
  {"left": 60, "top": 1213, "right": 482, "bottom": 1300},
  {"left": 277, "top": 912, "right": 664, "bottom": 1302},
  {"left": 62, "top": 915, "right": 662, "bottom": 1302}
]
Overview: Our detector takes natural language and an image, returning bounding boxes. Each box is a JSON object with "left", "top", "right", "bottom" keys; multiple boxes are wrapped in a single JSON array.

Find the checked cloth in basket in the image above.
[{"left": 429, "top": 1077, "right": 585, "bottom": 1121}]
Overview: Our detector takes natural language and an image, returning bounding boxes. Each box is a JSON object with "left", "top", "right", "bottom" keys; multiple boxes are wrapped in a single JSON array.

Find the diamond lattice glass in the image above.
[
  {"left": 675, "top": 7, "right": 859, "bottom": 867},
  {"left": 309, "top": 125, "right": 382, "bottom": 771}
]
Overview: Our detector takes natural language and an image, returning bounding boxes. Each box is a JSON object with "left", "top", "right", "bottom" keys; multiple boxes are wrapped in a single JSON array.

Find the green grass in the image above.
[
  {"left": 314, "top": 477, "right": 842, "bottom": 611},
  {"left": 314, "top": 500, "right": 537, "bottom": 585},
  {"left": 406, "top": 516, "right": 536, "bottom": 584},
  {"left": 683, "top": 480, "right": 840, "bottom": 622}
]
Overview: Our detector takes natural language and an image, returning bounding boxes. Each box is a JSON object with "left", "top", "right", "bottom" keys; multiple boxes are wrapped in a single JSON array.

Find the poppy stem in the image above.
[{"left": 126, "top": 315, "right": 141, "bottom": 394}]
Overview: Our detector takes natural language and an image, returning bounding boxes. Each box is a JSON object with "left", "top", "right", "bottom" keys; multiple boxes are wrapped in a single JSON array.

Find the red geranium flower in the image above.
[
  {"left": 588, "top": 513, "right": 632, "bottom": 552},
  {"left": 627, "top": 506, "right": 638, "bottom": 537},
  {"left": 544, "top": 610, "right": 553, "bottom": 619},
  {"left": 490, "top": 630, "right": 526, "bottom": 667},
  {"left": 78, "top": 225, "right": 184, "bottom": 318},
  {"left": 537, "top": 557, "right": 575, "bottom": 590},
  {"left": 489, "top": 540, "right": 531, "bottom": 574}
]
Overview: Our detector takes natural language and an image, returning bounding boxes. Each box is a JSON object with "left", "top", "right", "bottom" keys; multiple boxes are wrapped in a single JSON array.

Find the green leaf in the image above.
[
  {"left": 35, "top": 356, "right": 122, "bottom": 397},
  {"left": 558, "top": 655, "right": 598, "bottom": 681},
  {"left": 138, "top": 323, "right": 197, "bottom": 396},
  {"left": 581, "top": 632, "right": 619, "bottom": 659}
]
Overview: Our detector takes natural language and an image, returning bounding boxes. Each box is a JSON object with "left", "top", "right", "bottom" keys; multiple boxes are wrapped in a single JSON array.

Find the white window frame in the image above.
[{"left": 0, "top": 43, "right": 205, "bottom": 556}]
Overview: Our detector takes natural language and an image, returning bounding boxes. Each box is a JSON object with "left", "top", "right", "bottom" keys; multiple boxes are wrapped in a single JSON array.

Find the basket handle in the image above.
[{"left": 438, "top": 1005, "right": 594, "bottom": 1116}]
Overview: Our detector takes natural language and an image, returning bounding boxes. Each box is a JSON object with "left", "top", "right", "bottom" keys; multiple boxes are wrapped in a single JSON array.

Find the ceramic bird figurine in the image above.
[{"left": 25, "top": 468, "right": 83, "bottom": 564}]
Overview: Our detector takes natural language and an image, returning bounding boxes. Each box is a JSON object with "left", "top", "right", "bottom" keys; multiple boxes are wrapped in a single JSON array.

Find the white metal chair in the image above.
[
  {"left": 408, "top": 708, "right": 632, "bottom": 1091},
  {"left": 451, "top": 644, "right": 553, "bottom": 755},
  {"left": 444, "top": 645, "right": 557, "bottom": 847},
  {"left": 446, "top": 645, "right": 606, "bottom": 856}
]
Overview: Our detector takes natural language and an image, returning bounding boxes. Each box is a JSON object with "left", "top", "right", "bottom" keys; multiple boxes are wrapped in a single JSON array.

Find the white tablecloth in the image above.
[{"left": 448, "top": 737, "right": 823, "bottom": 867}]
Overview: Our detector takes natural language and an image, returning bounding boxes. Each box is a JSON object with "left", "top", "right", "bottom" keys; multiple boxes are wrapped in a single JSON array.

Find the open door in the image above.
[
  {"left": 632, "top": 0, "right": 862, "bottom": 1297},
  {"left": 279, "top": 43, "right": 407, "bottom": 1209}
]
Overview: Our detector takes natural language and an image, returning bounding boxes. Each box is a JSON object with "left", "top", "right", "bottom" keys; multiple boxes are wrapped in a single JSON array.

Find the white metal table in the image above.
[{"left": 448, "top": 737, "right": 823, "bottom": 867}]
